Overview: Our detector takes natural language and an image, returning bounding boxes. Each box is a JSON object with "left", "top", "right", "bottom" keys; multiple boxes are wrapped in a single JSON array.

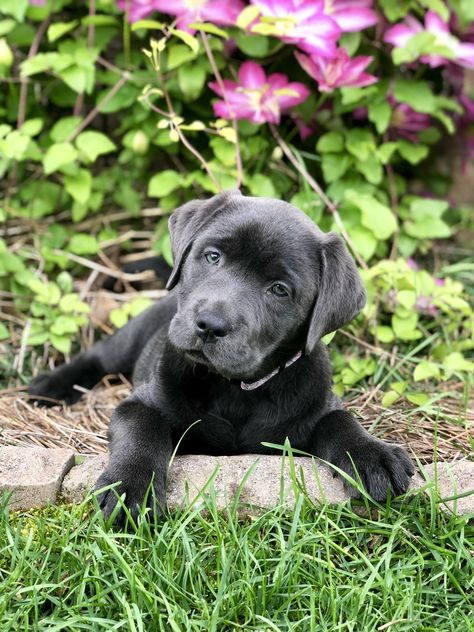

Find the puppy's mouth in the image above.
[{"left": 184, "top": 348, "right": 212, "bottom": 366}]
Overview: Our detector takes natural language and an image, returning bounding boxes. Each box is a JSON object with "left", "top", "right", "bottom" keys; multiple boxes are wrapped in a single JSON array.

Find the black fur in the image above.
[{"left": 28, "top": 191, "right": 414, "bottom": 525}]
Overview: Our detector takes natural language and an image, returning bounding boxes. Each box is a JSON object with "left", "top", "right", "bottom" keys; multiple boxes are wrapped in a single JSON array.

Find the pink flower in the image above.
[
  {"left": 415, "top": 295, "right": 438, "bottom": 317},
  {"left": 118, "top": 0, "right": 244, "bottom": 29},
  {"left": 250, "top": 0, "right": 340, "bottom": 57},
  {"left": 385, "top": 10, "right": 474, "bottom": 69},
  {"left": 388, "top": 98, "right": 431, "bottom": 143},
  {"left": 406, "top": 258, "right": 420, "bottom": 271},
  {"left": 459, "top": 92, "right": 474, "bottom": 126},
  {"left": 323, "top": 0, "right": 377, "bottom": 33},
  {"left": 295, "top": 48, "right": 377, "bottom": 92},
  {"left": 208, "top": 61, "right": 309, "bottom": 124}
]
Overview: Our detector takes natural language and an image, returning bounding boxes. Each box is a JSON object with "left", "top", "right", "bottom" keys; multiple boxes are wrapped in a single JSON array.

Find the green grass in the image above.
[{"left": 1, "top": 480, "right": 473, "bottom": 631}]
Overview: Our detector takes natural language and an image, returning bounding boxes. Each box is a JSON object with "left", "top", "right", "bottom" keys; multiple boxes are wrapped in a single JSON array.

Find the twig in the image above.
[
  {"left": 67, "top": 73, "right": 130, "bottom": 142},
  {"left": 73, "top": 0, "right": 96, "bottom": 117},
  {"left": 269, "top": 124, "right": 368, "bottom": 270},
  {"left": 14, "top": 320, "right": 31, "bottom": 374},
  {"left": 384, "top": 135, "right": 400, "bottom": 259},
  {"left": 17, "top": 16, "right": 50, "bottom": 129},
  {"left": 143, "top": 93, "right": 221, "bottom": 190},
  {"left": 199, "top": 30, "right": 243, "bottom": 189},
  {"left": 51, "top": 249, "right": 156, "bottom": 281}
]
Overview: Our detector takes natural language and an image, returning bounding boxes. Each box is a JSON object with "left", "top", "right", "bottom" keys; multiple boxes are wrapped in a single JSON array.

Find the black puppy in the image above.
[{"left": 29, "top": 191, "right": 414, "bottom": 522}]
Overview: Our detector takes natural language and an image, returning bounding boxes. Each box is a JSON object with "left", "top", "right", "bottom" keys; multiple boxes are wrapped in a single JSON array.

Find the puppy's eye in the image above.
[
  {"left": 204, "top": 251, "right": 220, "bottom": 265},
  {"left": 269, "top": 283, "right": 290, "bottom": 297}
]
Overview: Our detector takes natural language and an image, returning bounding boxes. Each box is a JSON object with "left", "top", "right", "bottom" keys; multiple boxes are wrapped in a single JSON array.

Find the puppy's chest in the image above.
[{"left": 193, "top": 382, "right": 255, "bottom": 427}]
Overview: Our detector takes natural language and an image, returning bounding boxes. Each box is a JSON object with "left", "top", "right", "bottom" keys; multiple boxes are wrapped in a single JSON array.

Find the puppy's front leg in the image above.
[
  {"left": 310, "top": 410, "right": 414, "bottom": 501},
  {"left": 95, "top": 391, "right": 172, "bottom": 525}
]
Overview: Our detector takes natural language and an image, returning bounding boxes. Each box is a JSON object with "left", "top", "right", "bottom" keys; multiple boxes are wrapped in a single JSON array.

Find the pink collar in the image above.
[{"left": 240, "top": 351, "right": 303, "bottom": 391}]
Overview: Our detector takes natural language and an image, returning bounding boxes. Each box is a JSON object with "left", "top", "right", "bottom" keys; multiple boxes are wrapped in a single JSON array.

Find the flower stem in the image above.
[{"left": 199, "top": 30, "right": 243, "bottom": 189}]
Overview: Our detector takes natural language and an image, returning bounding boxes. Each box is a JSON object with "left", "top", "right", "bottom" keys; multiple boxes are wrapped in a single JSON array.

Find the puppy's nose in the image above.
[{"left": 195, "top": 310, "right": 230, "bottom": 342}]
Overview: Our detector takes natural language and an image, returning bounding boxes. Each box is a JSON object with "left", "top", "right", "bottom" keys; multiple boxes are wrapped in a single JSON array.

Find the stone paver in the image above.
[
  {"left": 0, "top": 446, "right": 75, "bottom": 510},
  {"left": 61, "top": 454, "right": 108, "bottom": 504},
  {"left": 423, "top": 461, "right": 474, "bottom": 515},
  {"left": 1, "top": 447, "right": 473, "bottom": 515}
]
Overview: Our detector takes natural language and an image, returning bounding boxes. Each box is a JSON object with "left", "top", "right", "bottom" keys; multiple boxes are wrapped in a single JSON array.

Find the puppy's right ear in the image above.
[{"left": 166, "top": 190, "right": 241, "bottom": 290}]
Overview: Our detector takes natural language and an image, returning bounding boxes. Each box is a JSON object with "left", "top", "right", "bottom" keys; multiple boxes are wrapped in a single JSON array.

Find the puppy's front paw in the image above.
[
  {"left": 28, "top": 355, "right": 103, "bottom": 406},
  {"left": 94, "top": 463, "right": 166, "bottom": 526},
  {"left": 28, "top": 370, "right": 83, "bottom": 406},
  {"left": 336, "top": 439, "right": 414, "bottom": 502}
]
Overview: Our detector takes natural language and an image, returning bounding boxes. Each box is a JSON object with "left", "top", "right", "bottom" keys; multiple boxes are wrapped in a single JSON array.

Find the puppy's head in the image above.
[{"left": 167, "top": 191, "right": 366, "bottom": 380}]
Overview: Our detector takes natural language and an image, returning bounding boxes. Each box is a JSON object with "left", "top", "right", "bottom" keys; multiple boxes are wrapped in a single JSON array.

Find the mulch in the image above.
[{"left": 0, "top": 378, "right": 472, "bottom": 463}]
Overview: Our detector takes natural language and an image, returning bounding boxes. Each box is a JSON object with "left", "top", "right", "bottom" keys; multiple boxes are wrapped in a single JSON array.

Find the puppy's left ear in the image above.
[
  {"left": 306, "top": 233, "right": 366, "bottom": 354},
  {"left": 166, "top": 190, "right": 241, "bottom": 290}
]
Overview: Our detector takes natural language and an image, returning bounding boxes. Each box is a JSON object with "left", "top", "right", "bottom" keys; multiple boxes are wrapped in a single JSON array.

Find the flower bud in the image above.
[
  {"left": 131, "top": 130, "right": 149, "bottom": 154},
  {"left": 0, "top": 39, "right": 13, "bottom": 68}
]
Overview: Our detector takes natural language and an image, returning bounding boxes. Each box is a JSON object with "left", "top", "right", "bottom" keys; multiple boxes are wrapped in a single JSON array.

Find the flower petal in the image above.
[{"left": 238, "top": 61, "right": 267, "bottom": 88}]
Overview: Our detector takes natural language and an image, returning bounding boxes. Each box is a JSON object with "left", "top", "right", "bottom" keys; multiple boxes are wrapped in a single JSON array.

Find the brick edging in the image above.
[{"left": 1, "top": 447, "right": 473, "bottom": 515}]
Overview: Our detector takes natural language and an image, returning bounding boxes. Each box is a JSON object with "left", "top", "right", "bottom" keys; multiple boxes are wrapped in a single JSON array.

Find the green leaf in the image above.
[
  {"left": 355, "top": 155, "right": 383, "bottom": 185},
  {"left": 368, "top": 101, "right": 391, "bottom": 134},
  {"left": 178, "top": 64, "right": 206, "bottom": 100},
  {"left": 0, "top": 0, "right": 28, "bottom": 21},
  {"left": 393, "top": 79, "right": 436, "bottom": 114},
  {"left": 375, "top": 325, "right": 394, "bottom": 343},
  {"left": 290, "top": 190, "right": 323, "bottom": 223},
  {"left": 236, "top": 5, "right": 261, "bottom": 29},
  {"left": 75, "top": 131, "right": 116, "bottom": 162},
  {"left": 50, "top": 334, "right": 72, "bottom": 354},
  {"left": 69, "top": 234, "right": 99, "bottom": 255},
  {"left": 188, "top": 22, "right": 229, "bottom": 38},
  {"left": 345, "top": 128, "right": 375, "bottom": 161},
  {"left": 81, "top": 15, "right": 119, "bottom": 26},
  {"left": 210, "top": 136, "right": 236, "bottom": 166},
  {"left": 0, "top": 322, "right": 9, "bottom": 340},
  {"left": 411, "top": 197, "right": 449, "bottom": 218},
  {"left": 316, "top": 131, "right": 344, "bottom": 153},
  {"left": 350, "top": 226, "right": 378, "bottom": 261},
  {"left": 64, "top": 169, "right": 92, "bottom": 204},
  {"left": 0, "top": 19, "right": 16, "bottom": 37},
  {"left": 166, "top": 44, "right": 197, "bottom": 70},
  {"left": 131, "top": 20, "right": 165, "bottom": 31},
  {"left": 148, "top": 170, "right": 181, "bottom": 197},
  {"left": 444, "top": 352, "right": 474, "bottom": 374},
  {"left": 414, "top": 360, "right": 440, "bottom": 381},
  {"left": 59, "top": 294, "right": 90, "bottom": 313},
  {"left": 345, "top": 190, "right": 397, "bottom": 239},
  {"left": 321, "top": 154, "right": 351, "bottom": 183},
  {"left": 58, "top": 66, "right": 88, "bottom": 94},
  {"left": 246, "top": 174, "right": 276, "bottom": 198},
  {"left": 28, "top": 280, "right": 61, "bottom": 305},
  {"left": 50, "top": 315, "right": 79, "bottom": 336},
  {"left": 169, "top": 28, "right": 199, "bottom": 54},
  {"left": 0, "top": 130, "right": 30, "bottom": 160},
  {"left": 397, "top": 140, "right": 429, "bottom": 164},
  {"left": 47, "top": 21, "right": 78, "bottom": 43},
  {"left": 235, "top": 32, "right": 269, "bottom": 57},
  {"left": 406, "top": 392, "right": 430, "bottom": 407},
  {"left": 377, "top": 142, "right": 398, "bottom": 164},
  {"left": 43, "top": 142, "right": 78, "bottom": 175},
  {"left": 50, "top": 117, "right": 81, "bottom": 143},
  {"left": 419, "top": 0, "right": 449, "bottom": 22},
  {"left": 392, "top": 313, "right": 422, "bottom": 340},
  {"left": 404, "top": 197, "right": 451, "bottom": 239},
  {"left": 381, "top": 390, "right": 401, "bottom": 408},
  {"left": 21, "top": 118, "right": 43, "bottom": 137},
  {"left": 339, "top": 31, "right": 361, "bottom": 57},
  {"left": 109, "top": 307, "right": 129, "bottom": 328}
]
